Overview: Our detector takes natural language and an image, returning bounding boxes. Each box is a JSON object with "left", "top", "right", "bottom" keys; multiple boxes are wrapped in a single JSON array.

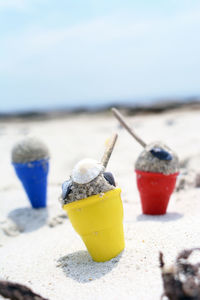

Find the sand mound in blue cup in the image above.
[
  {"left": 12, "top": 137, "right": 50, "bottom": 208},
  {"left": 12, "top": 137, "right": 49, "bottom": 164}
]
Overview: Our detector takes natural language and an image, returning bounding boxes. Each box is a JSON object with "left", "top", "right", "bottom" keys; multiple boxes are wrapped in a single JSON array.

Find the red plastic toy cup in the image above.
[{"left": 135, "top": 170, "right": 179, "bottom": 215}]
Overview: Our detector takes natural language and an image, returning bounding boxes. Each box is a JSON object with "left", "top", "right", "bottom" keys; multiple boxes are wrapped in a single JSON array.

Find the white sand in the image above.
[{"left": 1, "top": 109, "right": 200, "bottom": 299}]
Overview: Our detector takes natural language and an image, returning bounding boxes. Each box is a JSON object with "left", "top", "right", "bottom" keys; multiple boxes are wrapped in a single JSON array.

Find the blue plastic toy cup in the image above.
[{"left": 12, "top": 159, "right": 49, "bottom": 208}]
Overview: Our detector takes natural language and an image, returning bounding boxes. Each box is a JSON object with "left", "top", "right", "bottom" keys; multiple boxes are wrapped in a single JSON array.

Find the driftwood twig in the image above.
[
  {"left": 0, "top": 280, "right": 48, "bottom": 300},
  {"left": 112, "top": 108, "right": 146, "bottom": 148},
  {"left": 101, "top": 133, "right": 118, "bottom": 168}
]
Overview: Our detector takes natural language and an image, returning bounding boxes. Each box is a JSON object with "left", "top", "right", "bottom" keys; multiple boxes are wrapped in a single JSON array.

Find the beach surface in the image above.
[{"left": 1, "top": 108, "right": 200, "bottom": 300}]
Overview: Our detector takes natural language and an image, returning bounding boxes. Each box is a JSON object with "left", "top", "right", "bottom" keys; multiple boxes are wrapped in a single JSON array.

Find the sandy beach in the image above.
[{"left": 1, "top": 107, "right": 200, "bottom": 300}]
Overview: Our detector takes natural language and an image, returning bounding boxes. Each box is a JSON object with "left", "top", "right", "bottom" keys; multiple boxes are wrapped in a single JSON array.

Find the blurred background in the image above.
[{"left": 0, "top": 0, "right": 200, "bottom": 114}]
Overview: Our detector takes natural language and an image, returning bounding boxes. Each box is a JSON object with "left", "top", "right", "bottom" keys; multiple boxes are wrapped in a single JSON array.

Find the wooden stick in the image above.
[
  {"left": 111, "top": 108, "right": 146, "bottom": 148},
  {"left": 101, "top": 133, "right": 118, "bottom": 168},
  {"left": 0, "top": 280, "right": 48, "bottom": 300}
]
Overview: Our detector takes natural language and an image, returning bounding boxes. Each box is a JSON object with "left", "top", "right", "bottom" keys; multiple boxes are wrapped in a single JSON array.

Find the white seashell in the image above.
[{"left": 72, "top": 158, "right": 104, "bottom": 184}]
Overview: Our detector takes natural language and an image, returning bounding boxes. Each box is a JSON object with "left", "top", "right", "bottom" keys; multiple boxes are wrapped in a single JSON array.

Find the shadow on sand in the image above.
[
  {"left": 57, "top": 250, "right": 122, "bottom": 283},
  {"left": 136, "top": 212, "right": 183, "bottom": 223},
  {"left": 8, "top": 206, "right": 48, "bottom": 233}
]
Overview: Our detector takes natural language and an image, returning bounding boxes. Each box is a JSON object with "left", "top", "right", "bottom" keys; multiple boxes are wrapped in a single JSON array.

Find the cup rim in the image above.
[
  {"left": 12, "top": 158, "right": 49, "bottom": 167},
  {"left": 135, "top": 169, "right": 179, "bottom": 177},
  {"left": 63, "top": 187, "right": 121, "bottom": 210}
]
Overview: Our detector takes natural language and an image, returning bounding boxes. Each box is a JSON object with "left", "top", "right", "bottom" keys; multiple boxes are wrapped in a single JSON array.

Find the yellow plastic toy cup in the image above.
[{"left": 63, "top": 188, "right": 125, "bottom": 262}]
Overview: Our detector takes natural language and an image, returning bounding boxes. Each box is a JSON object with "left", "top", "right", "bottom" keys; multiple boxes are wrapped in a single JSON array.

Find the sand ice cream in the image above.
[
  {"left": 61, "top": 158, "right": 124, "bottom": 262},
  {"left": 12, "top": 137, "right": 50, "bottom": 208},
  {"left": 135, "top": 141, "right": 179, "bottom": 214}
]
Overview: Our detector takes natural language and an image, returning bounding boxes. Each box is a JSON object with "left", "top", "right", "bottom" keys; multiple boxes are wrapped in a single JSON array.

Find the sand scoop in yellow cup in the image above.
[
  {"left": 63, "top": 188, "right": 124, "bottom": 262},
  {"left": 61, "top": 134, "right": 125, "bottom": 262}
]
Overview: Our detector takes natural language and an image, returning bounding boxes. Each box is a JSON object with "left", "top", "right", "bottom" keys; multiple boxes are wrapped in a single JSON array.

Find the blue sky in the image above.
[{"left": 0, "top": 0, "right": 200, "bottom": 112}]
